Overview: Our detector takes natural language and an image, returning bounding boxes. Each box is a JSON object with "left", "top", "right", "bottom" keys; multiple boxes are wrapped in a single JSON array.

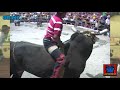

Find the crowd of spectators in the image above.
[
  {"left": 64, "top": 12, "right": 110, "bottom": 31},
  {"left": 10, "top": 12, "right": 110, "bottom": 31}
]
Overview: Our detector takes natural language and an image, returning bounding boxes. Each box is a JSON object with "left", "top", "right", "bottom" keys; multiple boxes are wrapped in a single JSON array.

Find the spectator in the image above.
[
  {"left": 11, "top": 12, "right": 110, "bottom": 34},
  {"left": 105, "top": 15, "right": 110, "bottom": 36},
  {"left": 0, "top": 25, "right": 10, "bottom": 61},
  {"left": 94, "top": 19, "right": 98, "bottom": 30},
  {"left": 106, "top": 15, "right": 110, "bottom": 26}
]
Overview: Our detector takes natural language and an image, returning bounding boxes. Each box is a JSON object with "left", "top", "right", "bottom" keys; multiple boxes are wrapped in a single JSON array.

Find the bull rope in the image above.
[{"left": 12, "top": 42, "right": 16, "bottom": 62}]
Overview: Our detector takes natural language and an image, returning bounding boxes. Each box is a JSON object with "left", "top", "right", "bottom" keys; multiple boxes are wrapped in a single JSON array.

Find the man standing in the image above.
[
  {"left": 37, "top": 12, "right": 42, "bottom": 27},
  {"left": 43, "top": 12, "right": 67, "bottom": 78},
  {"left": 0, "top": 25, "right": 10, "bottom": 61},
  {"left": 105, "top": 15, "right": 110, "bottom": 36}
]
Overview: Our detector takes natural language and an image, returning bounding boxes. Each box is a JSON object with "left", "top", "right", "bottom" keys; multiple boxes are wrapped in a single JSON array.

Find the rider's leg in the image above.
[
  {"left": 48, "top": 47, "right": 65, "bottom": 78},
  {"left": 43, "top": 39, "right": 65, "bottom": 78}
]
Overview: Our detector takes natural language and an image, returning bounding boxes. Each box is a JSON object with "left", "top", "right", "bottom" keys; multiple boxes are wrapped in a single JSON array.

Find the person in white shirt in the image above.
[
  {"left": 94, "top": 19, "right": 99, "bottom": 30},
  {"left": 0, "top": 25, "right": 10, "bottom": 61},
  {"left": 105, "top": 15, "right": 110, "bottom": 36},
  {"left": 117, "top": 64, "right": 120, "bottom": 73},
  {"left": 105, "top": 16, "right": 110, "bottom": 25}
]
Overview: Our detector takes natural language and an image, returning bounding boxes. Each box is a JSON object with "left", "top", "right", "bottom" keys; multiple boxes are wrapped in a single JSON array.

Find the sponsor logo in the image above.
[
  {"left": 3, "top": 15, "right": 20, "bottom": 20},
  {"left": 103, "top": 64, "right": 117, "bottom": 76}
]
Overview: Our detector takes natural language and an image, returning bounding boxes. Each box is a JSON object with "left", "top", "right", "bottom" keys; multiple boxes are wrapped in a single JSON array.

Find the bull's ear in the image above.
[{"left": 70, "top": 32, "right": 79, "bottom": 41}]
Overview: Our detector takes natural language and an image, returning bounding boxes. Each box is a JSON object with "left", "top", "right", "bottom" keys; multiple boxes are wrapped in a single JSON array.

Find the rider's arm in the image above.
[
  {"left": 53, "top": 35, "right": 64, "bottom": 48},
  {"left": 52, "top": 22, "right": 62, "bottom": 43},
  {"left": 52, "top": 22, "right": 64, "bottom": 47},
  {"left": 53, "top": 34, "right": 60, "bottom": 43}
]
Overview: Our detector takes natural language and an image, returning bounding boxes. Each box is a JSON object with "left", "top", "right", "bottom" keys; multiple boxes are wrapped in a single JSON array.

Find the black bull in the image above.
[{"left": 10, "top": 32, "right": 97, "bottom": 78}]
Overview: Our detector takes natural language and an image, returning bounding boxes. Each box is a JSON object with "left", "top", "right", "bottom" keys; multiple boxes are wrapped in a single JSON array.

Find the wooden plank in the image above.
[{"left": 0, "top": 58, "right": 10, "bottom": 78}]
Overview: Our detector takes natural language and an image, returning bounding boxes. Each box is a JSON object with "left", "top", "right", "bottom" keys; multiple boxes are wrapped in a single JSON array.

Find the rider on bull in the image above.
[{"left": 43, "top": 12, "right": 67, "bottom": 78}]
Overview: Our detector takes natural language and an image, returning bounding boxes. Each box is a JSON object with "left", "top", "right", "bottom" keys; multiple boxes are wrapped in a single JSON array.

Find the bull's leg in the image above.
[
  {"left": 10, "top": 63, "right": 24, "bottom": 78},
  {"left": 63, "top": 68, "right": 80, "bottom": 78},
  {"left": 10, "top": 59, "right": 20, "bottom": 78},
  {"left": 63, "top": 62, "right": 85, "bottom": 78},
  {"left": 10, "top": 56, "right": 24, "bottom": 78},
  {"left": 10, "top": 50, "right": 18, "bottom": 78},
  {"left": 17, "top": 70, "right": 24, "bottom": 78}
]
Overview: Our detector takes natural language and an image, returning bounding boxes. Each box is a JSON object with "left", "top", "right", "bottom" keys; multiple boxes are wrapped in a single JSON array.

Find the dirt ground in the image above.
[{"left": 0, "top": 58, "right": 10, "bottom": 78}]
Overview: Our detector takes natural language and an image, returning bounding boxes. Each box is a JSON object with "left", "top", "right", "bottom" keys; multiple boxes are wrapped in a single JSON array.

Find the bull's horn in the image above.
[
  {"left": 91, "top": 32, "right": 95, "bottom": 34},
  {"left": 99, "top": 29, "right": 108, "bottom": 34},
  {"left": 71, "top": 26, "right": 77, "bottom": 32},
  {"left": 89, "top": 29, "right": 108, "bottom": 34},
  {"left": 91, "top": 29, "right": 109, "bottom": 35},
  {"left": 77, "top": 26, "right": 99, "bottom": 33},
  {"left": 10, "top": 74, "right": 13, "bottom": 78},
  {"left": 86, "top": 29, "right": 99, "bottom": 33},
  {"left": 71, "top": 26, "right": 87, "bottom": 34},
  {"left": 79, "top": 31, "right": 84, "bottom": 33}
]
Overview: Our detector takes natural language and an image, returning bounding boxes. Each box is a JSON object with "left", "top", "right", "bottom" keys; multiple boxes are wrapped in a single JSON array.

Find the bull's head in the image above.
[
  {"left": 71, "top": 27, "right": 108, "bottom": 44},
  {"left": 63, "top": 28, "right": 108, "bottom": 56},
  {"left": 71, "top": 30, "right": 98, "bottom": 45},
  {"left": 82, "top": 31, "right": 99, "bottom": 44},
  {"left": 63, "top": 28, "right": 100, "bottom": 75}
]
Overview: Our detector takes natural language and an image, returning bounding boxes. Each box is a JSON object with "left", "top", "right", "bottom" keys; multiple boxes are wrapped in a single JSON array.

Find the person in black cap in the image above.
[{"left": 0, "top": 25, "right": 10, "bottom": 61}]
